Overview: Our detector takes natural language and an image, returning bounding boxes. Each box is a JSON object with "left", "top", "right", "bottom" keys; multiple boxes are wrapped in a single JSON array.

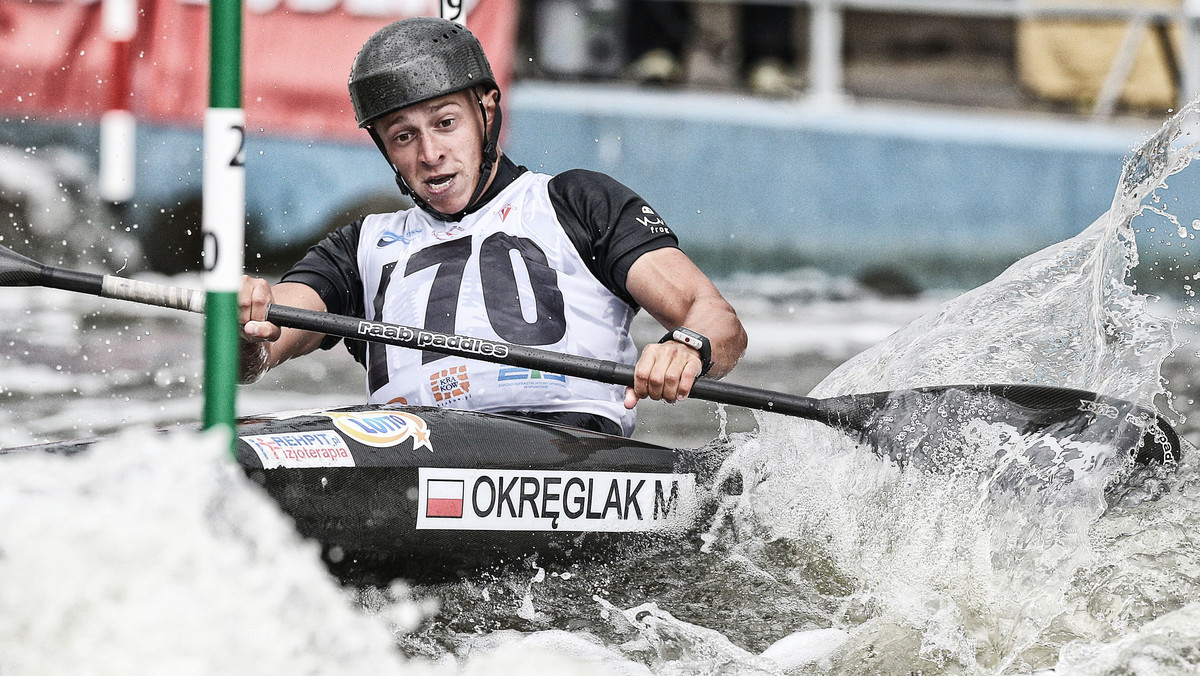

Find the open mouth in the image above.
[{"left": 426, "top": 174, "right": 454, "bottom": 192}]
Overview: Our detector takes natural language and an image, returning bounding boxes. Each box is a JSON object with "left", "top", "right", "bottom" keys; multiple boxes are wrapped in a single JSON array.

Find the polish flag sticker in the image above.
[{"left": 424, "top": 478, "right": 465, "bottom": 518}]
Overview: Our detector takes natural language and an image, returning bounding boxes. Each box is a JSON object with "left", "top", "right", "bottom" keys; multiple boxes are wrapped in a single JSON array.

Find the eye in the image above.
[
  {"left": 436, "top": 116, "right": 456, "bottom": 130},
  {"left": 393, "top": 130, "right": 414, "bottom": 144}
]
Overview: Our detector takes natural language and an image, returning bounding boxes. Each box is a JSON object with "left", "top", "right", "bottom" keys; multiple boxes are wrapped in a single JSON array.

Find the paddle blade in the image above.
[
  {"left": 821, "top": 384, "right": 1181, "bottom": 492},
  {"left": 0, "top": 245, "right": 45, "bottom": 287}
]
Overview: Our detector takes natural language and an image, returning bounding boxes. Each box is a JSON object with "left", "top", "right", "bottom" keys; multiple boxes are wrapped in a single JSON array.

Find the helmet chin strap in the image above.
[{"left": 367, "top": 89, "right": 502, "bottom": 223}]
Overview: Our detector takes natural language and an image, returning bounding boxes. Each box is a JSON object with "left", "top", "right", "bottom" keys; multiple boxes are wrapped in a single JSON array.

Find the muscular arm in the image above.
[
  {"left": 624, "top": 247, "right": 747, "bottom": 407},
  {"left": 545, "top": 169, "right": 745, "bottom": 407},
  {"left": 237, "top": 278, "right": 330, "bottom": 384}
]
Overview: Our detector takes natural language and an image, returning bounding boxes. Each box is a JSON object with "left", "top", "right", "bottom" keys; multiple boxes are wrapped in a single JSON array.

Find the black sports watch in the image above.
[{"left": 659, "top": 326, "right": 713, "bottom": 377}]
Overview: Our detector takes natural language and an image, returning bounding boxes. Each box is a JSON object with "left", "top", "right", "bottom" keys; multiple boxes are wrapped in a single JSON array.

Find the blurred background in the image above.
[
  {"left": 2, "top": 0, "right": 1195, "bottom": 294},
  {"left": 8, "top": 8, "right": 1200, "bottom": 675}
]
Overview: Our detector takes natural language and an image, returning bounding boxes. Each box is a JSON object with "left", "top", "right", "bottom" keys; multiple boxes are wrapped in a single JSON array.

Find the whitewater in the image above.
[{"left": 4, "top": 101, "right": 1200, "bottom": 673}]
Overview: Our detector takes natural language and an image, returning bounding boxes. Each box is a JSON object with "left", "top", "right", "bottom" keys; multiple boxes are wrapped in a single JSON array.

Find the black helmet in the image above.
[
  {"left": 349, "top": 17, "right": 497, "bottom": 129},
  {"left": 348, "top": 17, "right": 503, "bottom": 222}
]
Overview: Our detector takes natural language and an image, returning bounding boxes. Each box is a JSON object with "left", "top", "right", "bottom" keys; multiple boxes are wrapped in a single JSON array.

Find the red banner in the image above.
[{"left": 0, "top": 0, "right": 517, "bottom": 141}]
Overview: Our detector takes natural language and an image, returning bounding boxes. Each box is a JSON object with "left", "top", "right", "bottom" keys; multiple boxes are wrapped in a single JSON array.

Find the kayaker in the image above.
[{"left": 237, "top": 16, "right": 747, "bottom": 437}]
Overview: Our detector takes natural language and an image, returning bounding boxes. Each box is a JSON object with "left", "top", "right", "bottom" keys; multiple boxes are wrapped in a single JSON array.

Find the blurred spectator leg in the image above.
[
  {"left": 626, "top": 1, "right": 687, "bottom": 84},
  {"left": 685, "top": 2, "right": 740, "bottom": 89},
  {"left": 743, "top": 3, "right": 799, "bottom": 97}
]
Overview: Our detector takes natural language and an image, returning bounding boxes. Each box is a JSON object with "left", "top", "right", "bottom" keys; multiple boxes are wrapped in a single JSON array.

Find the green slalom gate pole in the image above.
[{"left": 203, "top": 0, "right": 245, "bottom": 453}]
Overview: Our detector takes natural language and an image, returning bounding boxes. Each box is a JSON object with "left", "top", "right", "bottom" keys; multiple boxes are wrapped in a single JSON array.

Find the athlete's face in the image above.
[{"left": 374, "top": 89, "right": 498, "bottom": 215}]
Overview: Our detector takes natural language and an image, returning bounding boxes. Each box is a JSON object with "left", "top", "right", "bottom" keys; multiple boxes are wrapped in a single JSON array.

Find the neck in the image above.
[{"left": 415, "top": 155, "right": 522, "bottom": 222}]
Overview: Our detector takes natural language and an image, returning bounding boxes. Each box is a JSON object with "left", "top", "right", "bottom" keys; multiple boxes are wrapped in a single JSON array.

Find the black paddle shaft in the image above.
[
  {"left": 264, "top": 304, "right": 1181, "bottom": 469},
  {"left": 0, "top": 243, "right": 1181, "bottom": 468},
  {"left": 0, "top": 245, "right": 204, "bottom": 312},
  {"left": 0, "top": 244, "right": 102, "bottom": 294},
  {"left": 266, "top": 304, "right": 831, "bottom": 422},
  {"left": 265, "top": 304, "right": 1182, "bottom": 468}
]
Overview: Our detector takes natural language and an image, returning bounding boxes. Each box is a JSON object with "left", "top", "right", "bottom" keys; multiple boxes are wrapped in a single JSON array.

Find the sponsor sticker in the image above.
[
  {"left": 325, "top": 410, "right": 434, "bottom": 451},
  {"left": 635, "top": 204, "right": 671, "bottom": 235},
  {"left": 430, "top": 364, "right": 471, "bottom": 403},
  {"left": 432, "top": 224, "right": 465, "bottom": 240},
  {"left": 241, "top": 431, "right": 354, "bottom": 469},
  {"left": 497, "top": 367, "right": 567, "bottom": 388},
  {"left": 1079, "top": 398, "right": 1120, "bottom": 419},
  {"left": 376, "top": 229, "right": 421, "bottom": 247},
  {"left": 416, "top": 467, "right": 696, "bottom": 532}
]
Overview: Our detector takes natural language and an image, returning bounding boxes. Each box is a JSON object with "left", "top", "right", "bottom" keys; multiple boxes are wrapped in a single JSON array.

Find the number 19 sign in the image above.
[{"left": 440, "top": 0, "right": 464, "bottom": 25}]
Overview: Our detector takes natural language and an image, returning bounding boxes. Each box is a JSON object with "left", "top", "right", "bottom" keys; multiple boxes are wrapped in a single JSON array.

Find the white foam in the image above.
[
  {"left": 0, "top": 429, "right": 658, "bottom": 676},
  {"left": 0, "top": 428, "right": 410, "bottom": 675},
  {"left": 759, "top": 627, "right": 850, "bottom": 670}
]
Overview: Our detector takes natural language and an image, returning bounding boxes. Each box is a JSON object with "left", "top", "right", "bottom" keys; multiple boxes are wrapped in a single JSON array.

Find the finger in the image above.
[
  {"left": 645, "top": 349, "right": 672, "bottom": 402},
  {"left": 624, "top": 386, "right": 638, "bottom": 410},
  {"left": 632, "top": 344, "right": 701, "bottom": 403},
  {"left": 237, "top": 275, "right": 256, "bottom": 322},
  {"left": 639, "top": 343, "right": 683, "bottom": 402},
  {"left": 632, "top": 345, "right": 658, "bottom": 401},
  {"left": 249, "top": 281, "right": 274, "bottom": 322},
  {"left": 242, "top": 319, "right": 282, "bottom": 343},
  {"left": 674, "top": 358, "right": 701, "bottom": 401},
  {"left": 238, "top": 276, "right": 273, "bottom": 323},
  {"left": 654, "top": 357, "right": 681, "bottom": 402},
  {"left": 654, "top": 343, "right": 701, "bottom": 403}
]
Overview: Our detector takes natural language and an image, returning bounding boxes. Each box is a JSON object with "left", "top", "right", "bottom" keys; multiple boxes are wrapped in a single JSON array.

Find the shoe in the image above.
[
  {"left": 749, "top": 57, "right": 796, "bottom": 98},
  {"left": 629, "top": 48, "right": 683, "bottom": 84}
]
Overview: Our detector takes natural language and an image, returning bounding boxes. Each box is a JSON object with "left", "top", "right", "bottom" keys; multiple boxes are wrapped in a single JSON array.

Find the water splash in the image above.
[
  {"left": 0, "top": 429, "right": 636, "bottom": 675},
  {"left": 708, "top": 102, "right": 1200, "bottom": 674},
  {"left": 7, "top": 104, "right": 1200, "bottom": 675},
  {"left": 0, "top": 429, "right": 411, "bottom": 675}
]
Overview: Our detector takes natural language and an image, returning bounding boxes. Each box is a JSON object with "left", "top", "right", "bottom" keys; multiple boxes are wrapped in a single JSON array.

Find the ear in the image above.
[{"left": 479, "top": 87, "right": 500, "bottom": 134}]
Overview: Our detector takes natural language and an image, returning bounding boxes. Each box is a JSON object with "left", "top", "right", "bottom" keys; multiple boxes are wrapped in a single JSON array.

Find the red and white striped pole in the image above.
[{"left": 100, "top": 0, "right": 136, "bottom": 204}]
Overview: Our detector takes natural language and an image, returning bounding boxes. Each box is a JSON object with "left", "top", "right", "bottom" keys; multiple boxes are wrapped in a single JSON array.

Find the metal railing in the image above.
[{"left": 656, "top": 0, "right": 1200, "bottom": 116}]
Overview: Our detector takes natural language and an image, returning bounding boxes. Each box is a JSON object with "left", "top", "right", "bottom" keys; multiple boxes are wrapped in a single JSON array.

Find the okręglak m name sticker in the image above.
[{"left": 416, "top": 467, "right": 696, "bottom": 532}]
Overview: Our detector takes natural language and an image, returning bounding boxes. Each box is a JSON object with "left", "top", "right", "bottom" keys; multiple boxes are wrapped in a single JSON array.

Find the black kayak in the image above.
[
  {"left": 3, "top": 391, "right": 1180, "bottom": 581},
  {"left": 3, "top": 404, "right": 727, "bottom": 581}
]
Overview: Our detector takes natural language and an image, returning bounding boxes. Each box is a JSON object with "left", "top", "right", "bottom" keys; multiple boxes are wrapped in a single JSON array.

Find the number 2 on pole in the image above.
[
  {"left": 229, "top": 124, "right": 245, "bottom": 167},
  {"left": 201, "top": 108, "right": 246, "bottom": 291}
]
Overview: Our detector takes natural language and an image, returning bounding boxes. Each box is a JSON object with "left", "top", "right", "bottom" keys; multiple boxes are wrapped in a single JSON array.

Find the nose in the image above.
[{"left": 417, "top": 132, "right": 443, "bottom": 165}]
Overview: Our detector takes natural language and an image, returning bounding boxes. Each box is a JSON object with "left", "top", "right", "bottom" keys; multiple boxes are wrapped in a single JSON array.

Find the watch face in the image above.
[
  {"left": 663, "top": 328, "right": 710, "bottom": 368},
  {"left": 673, "top": 328, "right": 700, "bottom": 345}
]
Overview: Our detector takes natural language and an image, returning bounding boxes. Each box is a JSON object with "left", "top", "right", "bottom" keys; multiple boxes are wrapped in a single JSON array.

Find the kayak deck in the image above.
[{"left": 6, "top": 404, "right": 726, "bottom": 581}]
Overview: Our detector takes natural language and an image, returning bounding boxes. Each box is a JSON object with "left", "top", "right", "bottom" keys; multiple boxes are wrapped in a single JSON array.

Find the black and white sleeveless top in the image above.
[{"left": 282, "top": 157, "right": 678, "bottom": 435}]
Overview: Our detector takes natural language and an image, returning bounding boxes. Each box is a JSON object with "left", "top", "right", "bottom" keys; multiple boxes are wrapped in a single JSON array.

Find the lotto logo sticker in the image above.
[
  {"left": 430, "top": 365, "right": 471, "bottom": 403},
  {"left": 324, "top": 410, "right": 433, "bottom": 451}
]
